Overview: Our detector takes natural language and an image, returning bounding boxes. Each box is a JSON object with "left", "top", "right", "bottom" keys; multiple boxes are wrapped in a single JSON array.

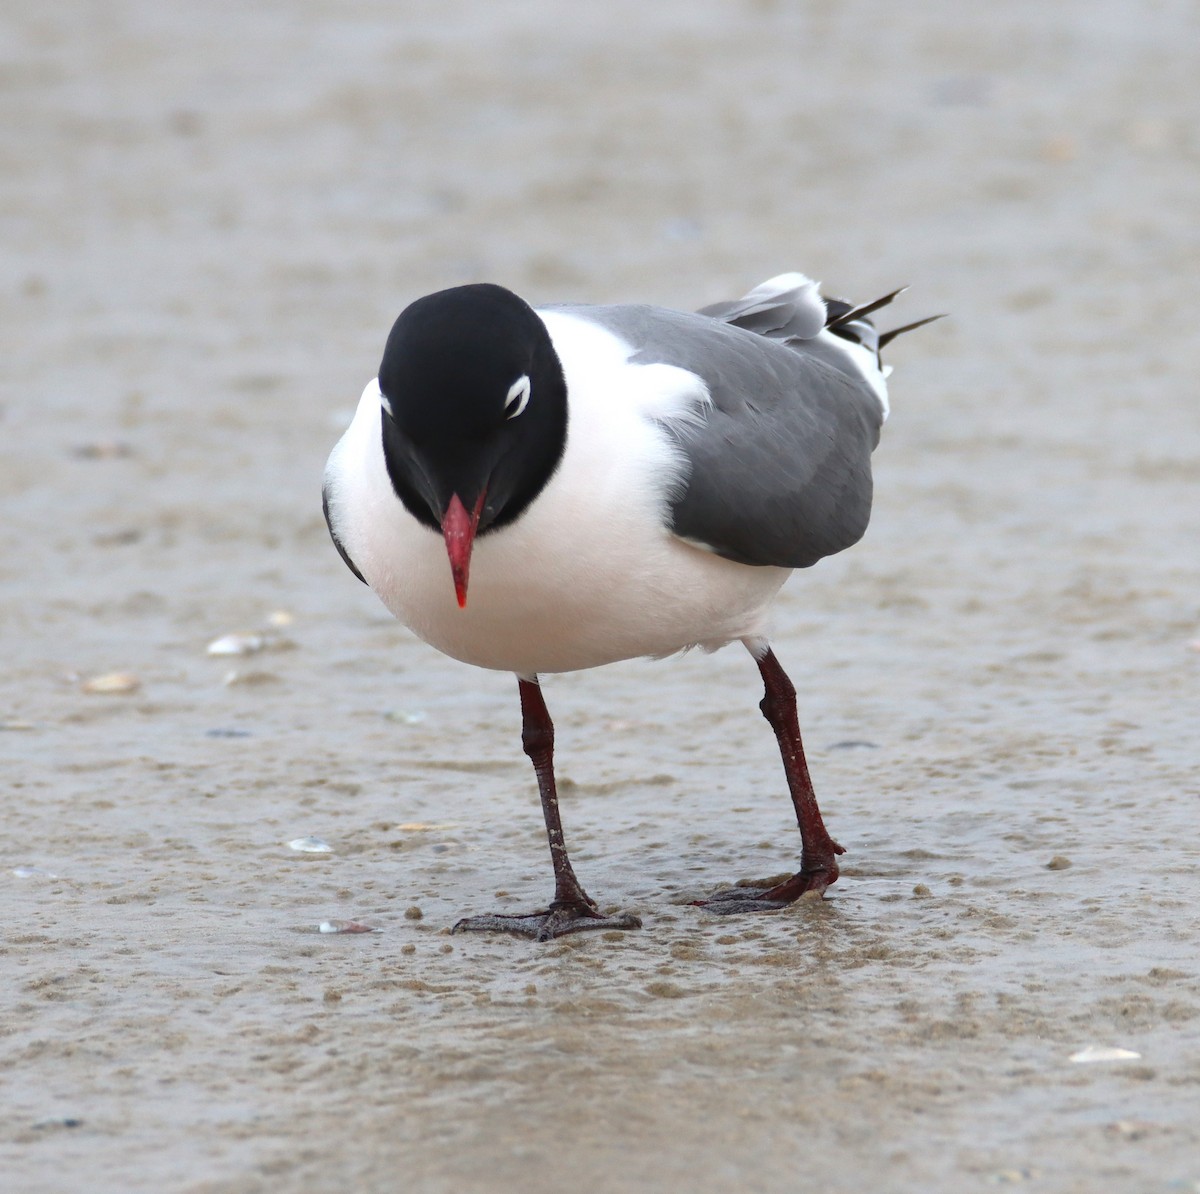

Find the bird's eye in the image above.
[
  {"left": 379, "top": 389, "right": 395, "bottom": 419},
  {"left": 504, "top": 374, "right": 531, "bottom": 420}
]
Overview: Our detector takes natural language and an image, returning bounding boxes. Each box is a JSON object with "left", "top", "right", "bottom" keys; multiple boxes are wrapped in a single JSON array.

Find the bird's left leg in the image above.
[
  {"left": 452, "top": 677, "right": 642, "bottom": 941},
  {"left": 700, "top": 645, "right": 845, "bottom": 913}
]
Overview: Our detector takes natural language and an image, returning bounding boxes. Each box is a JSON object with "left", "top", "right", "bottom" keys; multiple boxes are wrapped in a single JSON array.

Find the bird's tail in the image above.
[{"left": 700, "top": 273, "right": 944, "bottom": 364}]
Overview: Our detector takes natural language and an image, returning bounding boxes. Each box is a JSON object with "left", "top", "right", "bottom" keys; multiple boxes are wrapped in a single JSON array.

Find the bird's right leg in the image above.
[{"left": 452, "top": 677, "right": 641, "bottom": 941}]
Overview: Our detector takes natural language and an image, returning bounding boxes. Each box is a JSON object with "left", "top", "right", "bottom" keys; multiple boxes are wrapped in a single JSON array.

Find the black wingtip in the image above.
[
  {"left": 825, "top": 285, "right": 910, "bottom": 330},
  {"left": 876, "top": 313, "right": 947, "bottom": 349}
]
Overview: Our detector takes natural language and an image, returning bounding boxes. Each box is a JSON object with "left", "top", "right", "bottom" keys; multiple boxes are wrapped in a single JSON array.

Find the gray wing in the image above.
[{"left": 550, "top": 299, "right": 885, "bottom": 570}]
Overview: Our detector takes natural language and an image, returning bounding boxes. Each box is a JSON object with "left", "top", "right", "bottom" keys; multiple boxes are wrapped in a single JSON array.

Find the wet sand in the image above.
[{"left": 3, "top": 2, "right": 1199, "bottom": 1191}]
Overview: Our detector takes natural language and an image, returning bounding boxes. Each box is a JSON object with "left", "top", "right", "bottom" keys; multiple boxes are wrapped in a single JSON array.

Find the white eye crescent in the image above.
[
  {"left": 504, "top": 374, "right": 530, "bottom": 419},
  {"left": 379, "top": 387, "right": 394, "bottom": 419}
]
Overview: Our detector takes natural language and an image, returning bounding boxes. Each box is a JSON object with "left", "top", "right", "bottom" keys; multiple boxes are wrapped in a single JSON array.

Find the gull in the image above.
[{"left": 323, "top": 272, "right": 939, "bottom": 939}]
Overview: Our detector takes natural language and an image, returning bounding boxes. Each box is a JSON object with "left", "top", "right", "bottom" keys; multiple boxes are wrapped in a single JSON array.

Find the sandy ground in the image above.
[{"left": 3, "top": 1, "right": 1200, "bottom": 1191}]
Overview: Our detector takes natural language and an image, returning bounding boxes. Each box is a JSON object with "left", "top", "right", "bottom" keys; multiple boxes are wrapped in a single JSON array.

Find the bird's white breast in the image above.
[{"left": 324, "top": 311, "right": 790, "bottom": 675}]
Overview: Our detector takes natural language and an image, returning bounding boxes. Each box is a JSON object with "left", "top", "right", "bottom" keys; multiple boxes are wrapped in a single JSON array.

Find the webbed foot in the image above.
[
  {"left": 695, "top": 862, "right": 839, "bottom": 914},
  {"left": 452, "top": 902, "right": 641, "bottom": 941}
]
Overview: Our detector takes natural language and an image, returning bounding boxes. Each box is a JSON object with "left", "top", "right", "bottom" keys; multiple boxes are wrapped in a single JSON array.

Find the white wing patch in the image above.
[
  {"left": 504, "top": 374, "right": 531, "bottom": 419},
  {"left": 626, "top": 362, "right": 712, "bottom": 430},
  {"left": 375, "top": 378, "right": 394, "bottom": 419},
  {"left": 534, "top": 310, "right": 710, "bottom": 514}
]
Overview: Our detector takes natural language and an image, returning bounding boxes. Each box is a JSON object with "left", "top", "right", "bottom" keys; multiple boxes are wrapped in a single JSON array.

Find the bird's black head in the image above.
[{"left": 376, "top": 283, "right": 568, "bottom": 606}]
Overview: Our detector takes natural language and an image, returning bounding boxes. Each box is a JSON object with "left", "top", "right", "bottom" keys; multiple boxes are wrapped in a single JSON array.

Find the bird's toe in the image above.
[
  {"left": 694, "top": 866, "right": 838, "bottom": 914},
  {"left": 452, "top": 904, "right": 642, "bottom": 940}
]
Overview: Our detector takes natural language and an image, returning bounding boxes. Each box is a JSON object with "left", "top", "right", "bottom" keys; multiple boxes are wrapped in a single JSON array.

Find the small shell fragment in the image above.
[
  {"left": 288, "top": 836, "right": 333, "bottom": 853},
  {"left": 384, "top": 709, "right": 426, "bottom": 725},
  {"left": 82, "top": 671, "right": 140, "bottom": 695},
  {"left": 207, "top": 633, "right": 265, "bottom": 657},
  {"left": 73, "top": 440, "right": 133, "bottom": 459},
  {"left": 1069, "top": 1046, "right": 1142, "bottom": 1064},
  {"left": 266, "top": 610, "right": 294, "bottom": 628},
  {"left": 222, "top": 669, "right": 280, "bottom": 688},
  {"left": 318, "top": 920, "right": 374, "bottom": 934},
  {"left": 13, "top": 865, "right": 58, "bottom": 879},
  {"left": 1103, "top": 1120, "right": 1155, "bottom": 1140}
]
